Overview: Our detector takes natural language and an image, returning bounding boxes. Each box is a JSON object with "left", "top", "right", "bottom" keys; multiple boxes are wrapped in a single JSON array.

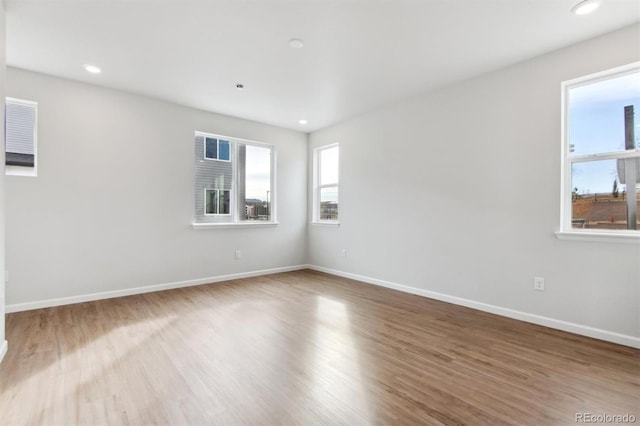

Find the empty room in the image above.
[{"left": 0, "top": 0, "right": 639, "bottom": 425}]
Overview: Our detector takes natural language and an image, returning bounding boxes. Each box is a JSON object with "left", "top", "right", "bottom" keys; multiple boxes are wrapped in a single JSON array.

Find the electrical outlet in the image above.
[
  {"left": 341, "top": 249, "right": 347, "bottom": 258},
  {"left": 534, "top": 277, "right": 545, "bottom": 291},
  {"left": 235, "top": 249, "right": 241, "bottom": 260}
]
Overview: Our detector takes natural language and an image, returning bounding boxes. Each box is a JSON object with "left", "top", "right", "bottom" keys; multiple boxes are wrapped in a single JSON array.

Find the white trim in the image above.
[
  {"left": 195, "top": 130, "right": 273, "bottom": 148},
  {"left": 569, "top": 149, "right": 640, "bottom": 163},
  {"left": 0, "top": 340, "right": 7, "bottom": 364},
  {"left": 5, "top": 166, "right": 37, "bottom": 177},
  {"left": 308, "top": 265, "right": 640, "bottom": 349},
  {"left": 191, "top": 221, "right": 279, "bottom": 229},
  {"left": 562, "top": 61, "right": 640, "bottom": 90},
  {"left": 270, "top": 147, "right": 277, "bottom": 222},
  {"left": 5, "top": 265, "right": 307, "bottom": 313},
  {"left": 310, "top": 221, "right": 340, "bottom": 228},
  {"left": 555, "top": 230, "right": 640, "bottom": 243}
]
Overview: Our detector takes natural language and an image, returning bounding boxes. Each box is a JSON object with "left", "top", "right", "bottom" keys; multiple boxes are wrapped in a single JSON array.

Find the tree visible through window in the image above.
[{"left": 563, "top": 63, "right": 639, "bottom": 233}]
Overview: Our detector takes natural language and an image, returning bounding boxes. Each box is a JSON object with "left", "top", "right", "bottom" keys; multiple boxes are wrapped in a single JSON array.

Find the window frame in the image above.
[
  {"left": 204, "top": 188, "right": 232, "bottom": 216},
  {"left": 558, "top": 62, "right": 640, "bottom": 242},
  {"left": 5, "top": 97, "right": 38, "bottom": 177},
  {"left": 193, "top": 131, "right": 277, "bottom": 228},
  {"left": 313, "top": 143, "right": 340, "bottom": 224},
  {"left": 204, "top": 137, "right": 231, "bottom": 162}
]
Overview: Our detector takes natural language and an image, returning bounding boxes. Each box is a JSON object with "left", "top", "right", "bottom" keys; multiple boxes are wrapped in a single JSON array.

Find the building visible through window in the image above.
[
  {"left": 563, "top": 63, "right": 639, "bottom": 232},
  {"left": 194, "top": 132, "right": 274, "bottom": 224}
]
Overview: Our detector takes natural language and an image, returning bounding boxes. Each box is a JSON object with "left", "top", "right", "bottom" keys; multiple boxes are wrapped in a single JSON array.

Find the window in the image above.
[
  {"left": 5, "top": 97, "right": 38, "bottom": 176},
  {"left": 205, "top": 189, "right": 230, "bottom": 215},
  {"left": 204, "top": 137, "right": 230, "bottom": 161},
  {"left": 313, "top": 144, "right": 339, "bottom": 222},
  {"left": 194, "top": 132, "right": 275, "bottom": 225},
  {"left": 561, "top": 63, "right": 639, "bottom": 236}
]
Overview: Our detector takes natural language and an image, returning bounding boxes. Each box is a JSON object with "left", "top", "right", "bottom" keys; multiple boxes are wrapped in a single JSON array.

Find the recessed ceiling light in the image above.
[
  {"left": 289, "top": 38, "right": 304, "bottom": 49},
  {"left": 84, "top": 64, "right": 101, "bottom": 74},
  {"left": 236, "top": 83, "right": 244, "bottom": 90},
  {"left": 298, "top": 119, "right": 308, "bottom": 125},
  {"left": 571, "top": 0, "right": 600, "bottom": 15}
]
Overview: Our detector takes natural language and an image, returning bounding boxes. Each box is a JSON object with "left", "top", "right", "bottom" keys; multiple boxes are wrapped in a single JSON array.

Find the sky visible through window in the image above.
[
  {"left": 245, "top": 145, "right": 271, "bottom": 200},
  {"left": 569, "top": 72, "right": 639, "bottom": 194},
  {"left": 320, "top": 146, "right": 339, "bottom": 202}
]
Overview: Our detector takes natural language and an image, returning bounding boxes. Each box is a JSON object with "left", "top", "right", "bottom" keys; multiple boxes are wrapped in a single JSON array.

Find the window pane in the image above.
[
  {"left": 571, "top": 159, "right": 639, "bottom": 229},
  {"left": 205, "top": 189, "right": 217, "bottom": 214},
  {"left": 218, "top": 140, "right": 230, "bottom": 161},
  {"left": 205, "top": 137, "right": 218, "bottom": 159},
  {"left": 320, "top": 186, "right": 338, "bottom": 220},
  {"left": 568, "top": 71, "right": 640, "bottom": 157},
  {"left": 320, "top": 146, "right": 339, "bottom": 185},
  {"left": 219, "top": 190, "right": 230, "bottom": 214},
  {"left": 241, "top": 144, "right": 271, "bottom": 221}
]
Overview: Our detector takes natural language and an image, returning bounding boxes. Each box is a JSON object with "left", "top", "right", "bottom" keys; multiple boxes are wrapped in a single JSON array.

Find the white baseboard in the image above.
[
  {"left": 308, "top": 265, "right": 640, "bottom": 349},
  {"left": 0, "top": 340, "right": 7, "bottom": 364},
  {"left": 5, "top": 265, "right": 309, "bottom": 314},
  {"left": 6, "top": 264, "right": 638, "bottom": 349}
]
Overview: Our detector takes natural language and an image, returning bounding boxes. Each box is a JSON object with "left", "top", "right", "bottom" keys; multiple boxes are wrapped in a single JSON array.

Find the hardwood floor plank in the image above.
[{"left": 0, "top": 270, "right": 638, "bottom": 425}]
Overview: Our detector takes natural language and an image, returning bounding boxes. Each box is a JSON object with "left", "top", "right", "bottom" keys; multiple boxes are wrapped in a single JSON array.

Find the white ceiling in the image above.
[{"left": 5, "top": 0, "right": 640, "bottom": 132}]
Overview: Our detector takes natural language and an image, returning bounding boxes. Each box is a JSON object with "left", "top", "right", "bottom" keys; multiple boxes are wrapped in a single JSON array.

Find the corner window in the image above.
[
  {"left": 313, "top": 144, "right": 339, "bottom": 222},
  {"left": 561, "top": 63, "right": 639, "bottom": 236},
  {"left": 194, "top": 132, "right": 275, "bottom": 225},
  {"left": 5, "top": 97, "right": 38, "bottom": 177}
]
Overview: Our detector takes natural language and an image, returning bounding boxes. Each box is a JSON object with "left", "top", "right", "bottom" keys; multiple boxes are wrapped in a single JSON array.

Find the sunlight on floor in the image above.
[
  {"left": 312, "top": 296, "right": 373, "bottom": 424},
  {"left": 4, "top": 314, "right": 177, "bottom": 424}
]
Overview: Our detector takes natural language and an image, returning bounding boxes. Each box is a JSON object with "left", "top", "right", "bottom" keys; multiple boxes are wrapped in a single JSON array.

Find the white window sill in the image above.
[
  {"left": 6, "top": 166, "right": 37, "bottom": 177},
  {"left": 311, "top": 221, "right": 340, "bottom": 228},
  {"left": 555, "top": 230, "right": 640, "bottom": 244},
  {"left": 192, "top": 222, "right": 279, "bottom": 230}
]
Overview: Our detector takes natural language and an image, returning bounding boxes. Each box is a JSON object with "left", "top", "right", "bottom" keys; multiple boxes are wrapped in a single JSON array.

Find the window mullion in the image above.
[{"left": 570, "top": 150, "right": 640, "bottom": 163}]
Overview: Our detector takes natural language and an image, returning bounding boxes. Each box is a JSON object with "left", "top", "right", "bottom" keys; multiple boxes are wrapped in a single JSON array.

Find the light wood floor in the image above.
[{"left": 0, "top": 270, "right": 638, "bottom": 425}]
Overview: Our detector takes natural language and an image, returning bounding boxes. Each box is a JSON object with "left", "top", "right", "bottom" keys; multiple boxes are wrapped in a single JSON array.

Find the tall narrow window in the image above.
[
  {"left": 561, "top": 63, "right": 639, "bottom": 235},
  {"left": 194, "top": 132, "right": 275, "bottom": 225},
  {"left": 5, "top": 98, "right": 38, "bottom": 176},
  {"left": 314, "top": 144, "right": 339, "bottom": 222}
]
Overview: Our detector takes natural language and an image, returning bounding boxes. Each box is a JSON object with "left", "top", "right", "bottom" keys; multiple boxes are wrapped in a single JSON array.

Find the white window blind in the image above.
[{"left": 5, "top": 97, "right": 38, "bottom": 175}]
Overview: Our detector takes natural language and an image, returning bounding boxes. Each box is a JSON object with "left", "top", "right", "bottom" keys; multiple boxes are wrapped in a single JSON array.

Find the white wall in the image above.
[
  {"left": 308, "top": 24, "right": 640, "bottom": 345},
  {"left": 3, "top": 24, "right": 638, "bottom": 349},
  {"left": 5, "top": 68, "right": 307, "bottom": 307},
  {"left": 0, "top": 0, "right": 7, "bottom": 361}
]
